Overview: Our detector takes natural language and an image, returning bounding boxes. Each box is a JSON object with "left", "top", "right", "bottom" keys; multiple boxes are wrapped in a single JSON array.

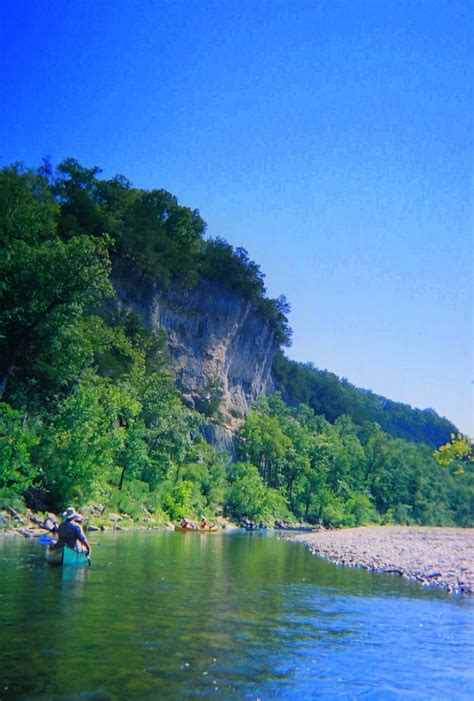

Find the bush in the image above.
[
  {"left": 225, "top": 463, "right": 269, "bottom": 521},
  {"left": 320, "top": 498, "right": 355, "bottom": 528},
  {"left": 0, "top": 488, "right": 26, "bottom": 512},
  {"left": 0, "top": 403, "right": 38, "bottom": 493},
  {"left": 163, "top": 480, "right": 194, "bottom": 521},
  {"left": 345, "top": 494, "right": 380, "bottom": 526},
  {"left": 392, "top": 503, "right": 414, "bottom": 525},
  {"left": 107, "top": 480, "right": 151, "bottom": 520},
  {"left": 262, "top": 488, "right": 292, "bottom": 522}
]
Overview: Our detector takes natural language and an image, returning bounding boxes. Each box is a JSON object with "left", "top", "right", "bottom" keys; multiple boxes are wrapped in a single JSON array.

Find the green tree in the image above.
[
  {"left": 118, "top": 189, "right": 205, "bottom": 287},
  {"left": 225, "top": 463, "right": 271, "bottom": 521},
  {"left": 0, "top": 235, "right": 112, "bottom": 398},
  {"left": 0, "top": 164, "right": 58, "bottom": 246},
  {"left": 0, "top": 403, "right": 38, "bottom": 496},
  {"left": 140, "top": 372, "right": 203, "bottom": 486},
  {"left": 163, "top": 479, "right": 194, "bottom": 521},
  {"left": 239, "top": 408, "right": 291, "bottom": 488},
  {"left": 37, "top": 373, "right": 139, "bottom": 509},
  {"left": 434, "top": 433, "right": 473, "bottom": 474},
  {"left": 0, "top": 166, "right": 113, "bottom": 399}
]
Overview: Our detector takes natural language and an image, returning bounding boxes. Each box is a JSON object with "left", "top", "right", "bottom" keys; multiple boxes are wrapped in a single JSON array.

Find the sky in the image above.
[{"left": 1, "top": 0, "right": 472, "bottom": 435}]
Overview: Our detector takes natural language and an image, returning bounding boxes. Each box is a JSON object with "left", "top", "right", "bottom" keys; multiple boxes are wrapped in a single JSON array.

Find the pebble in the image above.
[{"left": 289, "top": 526, "right": 474, "bottom": 595}]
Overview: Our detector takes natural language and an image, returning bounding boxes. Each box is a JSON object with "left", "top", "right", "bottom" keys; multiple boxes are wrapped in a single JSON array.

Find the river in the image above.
[{"left": 0, "top": 530, "right": 472, "bottom": 700}]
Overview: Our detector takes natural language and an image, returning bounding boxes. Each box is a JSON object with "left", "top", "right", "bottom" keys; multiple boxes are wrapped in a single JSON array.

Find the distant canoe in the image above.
[
  {"left": 174, "top": 525, "right": 218, "bottom": 533},
  {"left": 46, "top": 544, "right": 91, "bottom": 566}
]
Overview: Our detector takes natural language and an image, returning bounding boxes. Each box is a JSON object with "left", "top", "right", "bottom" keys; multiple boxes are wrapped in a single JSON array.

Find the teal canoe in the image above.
[{"left": 46, "top": 544, "right": 91, "bottom": 566}]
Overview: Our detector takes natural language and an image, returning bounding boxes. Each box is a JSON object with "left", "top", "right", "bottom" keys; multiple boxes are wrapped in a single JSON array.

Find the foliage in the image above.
[
  {"left": 225, "top": 463, "right": 274, "bottom": 521},
  {"left": 0, "top": 159, "right": 470, "bottom": 529},
  {"left": 235, "top": 394, "right": 472, "bottom": 527},
  {"left": 434, "top": 433, "right": 473, "bottom": 473},
  {"left": 0, "top": 181, "right": 113, "bottom": 399},
  {"left": 118, "top": 189, "right": 205, "bottom": 288},
  {"left": 36, "top": 373, "right": 132, "bottom": 508},
  {"left": 163, "top": 480, "right": 194, "bottom": 521},
  {"left": 273, "top": 351, "right": 457, "bottom": 447},
  {"left": 50, "top": 160, "right": 291, "bottom": 341},
  {"left": 0, "top": 403, "right": 38, "bottom": 492}
]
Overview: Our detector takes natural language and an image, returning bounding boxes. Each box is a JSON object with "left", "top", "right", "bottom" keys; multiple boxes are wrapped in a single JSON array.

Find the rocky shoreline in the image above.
[
  {"left": 289, "top": 526, "right": 474, "bottom": 595},
  {"left": 0, "top": 506, "right": 171, "bottom": 537},
  {"left": 0, "top": 506, "right": 241, "bottom": 538}
]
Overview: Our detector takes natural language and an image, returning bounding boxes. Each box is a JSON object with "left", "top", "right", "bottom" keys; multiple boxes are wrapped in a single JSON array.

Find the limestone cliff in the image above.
[{"left": 113, "top": 266, "right": 278, "bottom": 446}]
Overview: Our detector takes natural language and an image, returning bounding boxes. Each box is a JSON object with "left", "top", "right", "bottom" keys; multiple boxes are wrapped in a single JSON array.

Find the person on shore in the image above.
[{"left": 55, "top": 507, "right": 91, "bottom": 555}]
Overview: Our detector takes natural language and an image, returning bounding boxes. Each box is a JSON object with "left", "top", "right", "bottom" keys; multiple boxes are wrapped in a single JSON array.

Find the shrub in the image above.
[
  {"left": 163, "top": 480, "right": 194, "bottom": 521},
  {"left": 0, "top": 403, "right": 38, "bottom": 493},
  {"left": 345, "top": 494, "right": 380, "bottom": 526},
  {"left": 225, "top": 463, "right": 268, "bottom": 521}
]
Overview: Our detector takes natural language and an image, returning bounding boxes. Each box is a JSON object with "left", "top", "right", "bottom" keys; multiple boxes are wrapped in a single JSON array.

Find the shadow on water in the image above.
[{"left": 0, "top": 531, "right": 472, "bottom": 700}]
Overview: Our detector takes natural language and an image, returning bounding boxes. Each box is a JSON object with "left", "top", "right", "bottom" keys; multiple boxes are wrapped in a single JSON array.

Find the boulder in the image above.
[{"left": 107, "top": 513, "right": 122, "bottom": 522}]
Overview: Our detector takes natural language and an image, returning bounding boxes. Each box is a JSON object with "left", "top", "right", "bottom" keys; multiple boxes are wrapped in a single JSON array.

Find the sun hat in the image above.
[{"left": 61, "top": 506, "right": 83, "bottom": 521}]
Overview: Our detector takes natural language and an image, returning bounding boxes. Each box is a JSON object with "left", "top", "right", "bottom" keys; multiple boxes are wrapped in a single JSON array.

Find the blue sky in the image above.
[{"left": 1, "top": 1, "right": 472, "bottom": 434}]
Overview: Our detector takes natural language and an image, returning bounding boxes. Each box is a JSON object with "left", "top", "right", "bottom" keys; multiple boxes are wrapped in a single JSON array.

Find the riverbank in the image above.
[
  {"left": 288, "top": 526, "right": 474, "bottom": 594},
  {"left": 0, "top": 505, "right": 244, "bottom": 537}
]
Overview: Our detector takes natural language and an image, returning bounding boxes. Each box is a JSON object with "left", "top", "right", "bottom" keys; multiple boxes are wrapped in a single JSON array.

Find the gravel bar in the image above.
[{"left": 289, "top": 526, "right": 474, "bottom": 594}]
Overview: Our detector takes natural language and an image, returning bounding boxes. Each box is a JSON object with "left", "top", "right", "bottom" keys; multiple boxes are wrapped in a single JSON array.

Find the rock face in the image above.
[{"left": 113, "top": 267, "right": 278, "bottom": 447}]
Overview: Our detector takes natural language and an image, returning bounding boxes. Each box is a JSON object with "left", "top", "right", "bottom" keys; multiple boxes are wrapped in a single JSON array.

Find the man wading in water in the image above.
[{"left": 53, "top": 506, "right": 92, "bottom": 556}]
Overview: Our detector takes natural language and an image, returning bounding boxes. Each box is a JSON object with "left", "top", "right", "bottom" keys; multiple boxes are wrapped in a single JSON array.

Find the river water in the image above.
[{"left": 0, "top": 530, "right": 472, "bottom": 700}]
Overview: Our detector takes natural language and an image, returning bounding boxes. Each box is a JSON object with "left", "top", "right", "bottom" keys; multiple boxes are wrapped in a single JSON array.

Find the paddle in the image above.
[
  {"left": 39, "top": 533, "right": 99, "bottom": 549},
  {"left": 39, "top": 534, "right": 55, "bottom": 544}
]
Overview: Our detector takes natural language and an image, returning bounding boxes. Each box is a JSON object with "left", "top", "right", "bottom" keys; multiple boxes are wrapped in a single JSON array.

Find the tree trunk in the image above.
[
  {"left": 118, "top": 465, "right": 127, "bottom": 491},
  {"left": 0, "top": 334, "right": 28, "bottom": 399}
]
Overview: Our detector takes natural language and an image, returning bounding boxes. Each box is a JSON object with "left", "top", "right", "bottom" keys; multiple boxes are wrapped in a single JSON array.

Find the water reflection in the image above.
[{"left": 0, "top": 532, "right": 472, "bottom": 701}]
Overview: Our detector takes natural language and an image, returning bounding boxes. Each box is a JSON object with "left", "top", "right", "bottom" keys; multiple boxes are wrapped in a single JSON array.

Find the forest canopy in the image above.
[
  {"left": 272, "top": 352, "right": 457, "bottom": 448},
  {"left": 0, "top": 159, "right": 471, "bottom": 528}
]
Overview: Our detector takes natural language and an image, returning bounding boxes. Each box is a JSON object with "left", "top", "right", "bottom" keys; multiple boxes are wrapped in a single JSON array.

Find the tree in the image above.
[
  {"left": 53, "top": 158, "right": 109, "bottom": 239},
  {"left": 225, "top": 463, "right": 270, "bottom": 521},
  {"left": 0, "top": 235, "right": 112, "bottom": 398},
  {"left": 238, "top": 408, "right": 291, "bottom": 488},
  {"left": 118, "top": 188, "right": 205, "bottom": 287},
  {"left": 0, "top": 403, "right": 38, "bottom": 495},
  {"left": 0, "top": 164, "right": 58, "bottom": 246},
  {"left": 273, "top": 353, "right": 457, "bottom": 446},
  {"left": 434, "top": 433, "right": 473, "bottom": 474},
  {"left": 0, "top": 164, "right": 113, "bottom": 400}
]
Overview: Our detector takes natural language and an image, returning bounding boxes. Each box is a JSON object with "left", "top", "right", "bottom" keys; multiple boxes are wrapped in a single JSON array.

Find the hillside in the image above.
[
  {"left": 0, "top": 159, "right": 471, "bottom": 528},
  {"left": 273, "top": 352, "right": 457, "bottom": 448}
]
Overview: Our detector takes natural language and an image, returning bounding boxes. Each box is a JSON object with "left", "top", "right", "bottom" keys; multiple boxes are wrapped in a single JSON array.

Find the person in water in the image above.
[
  {"left": 55, "top": 506, "right": 91, "bottom": 555},
  {"left": 180, "top": 517, "right": 192, "bottom": 529},
  {"left": 199, "top": 515, "right": 208, "bottom": 529}
]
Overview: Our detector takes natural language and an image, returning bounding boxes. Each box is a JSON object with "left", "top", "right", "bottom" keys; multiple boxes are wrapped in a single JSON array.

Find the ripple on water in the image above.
[{"left": 0, "top": 532, "right": 473, "bottom": 701}]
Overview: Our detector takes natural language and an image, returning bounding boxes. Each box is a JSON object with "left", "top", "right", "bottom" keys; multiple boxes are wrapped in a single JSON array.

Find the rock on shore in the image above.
[{"left": 290, "top": 526, "right": 474, "bottom": 594}]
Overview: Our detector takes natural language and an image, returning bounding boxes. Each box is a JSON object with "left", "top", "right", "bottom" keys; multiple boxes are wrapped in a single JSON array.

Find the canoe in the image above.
[
  {"left": 174, "top": 525, "right": 218, "bottom": 533},
  {"left": 46, "top": 544, "right": 91, "bottom": 566}
]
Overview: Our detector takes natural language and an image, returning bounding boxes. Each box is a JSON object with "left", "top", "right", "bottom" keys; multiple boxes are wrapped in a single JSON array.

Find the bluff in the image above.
[
  {"left": 112, "top": 257, "right": 457, "bottom": 450},
  {"left": 113, "top": 265, "right": 278, "bottom": 446}
]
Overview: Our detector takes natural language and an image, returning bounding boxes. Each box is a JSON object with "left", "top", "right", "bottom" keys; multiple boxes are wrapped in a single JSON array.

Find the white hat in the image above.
[{"left": 61, "top": 506, "right": 83, "bottom": 521}]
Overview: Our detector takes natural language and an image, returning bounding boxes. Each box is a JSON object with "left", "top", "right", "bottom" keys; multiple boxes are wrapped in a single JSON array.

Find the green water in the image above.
[{"left": 0, "top": 531, "right": 472, "bottom": 700}]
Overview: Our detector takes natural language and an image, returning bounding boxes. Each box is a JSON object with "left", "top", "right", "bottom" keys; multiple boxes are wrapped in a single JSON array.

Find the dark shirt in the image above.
[{"left": 57, "top": 520, "right": 87, "bottom": 550}]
